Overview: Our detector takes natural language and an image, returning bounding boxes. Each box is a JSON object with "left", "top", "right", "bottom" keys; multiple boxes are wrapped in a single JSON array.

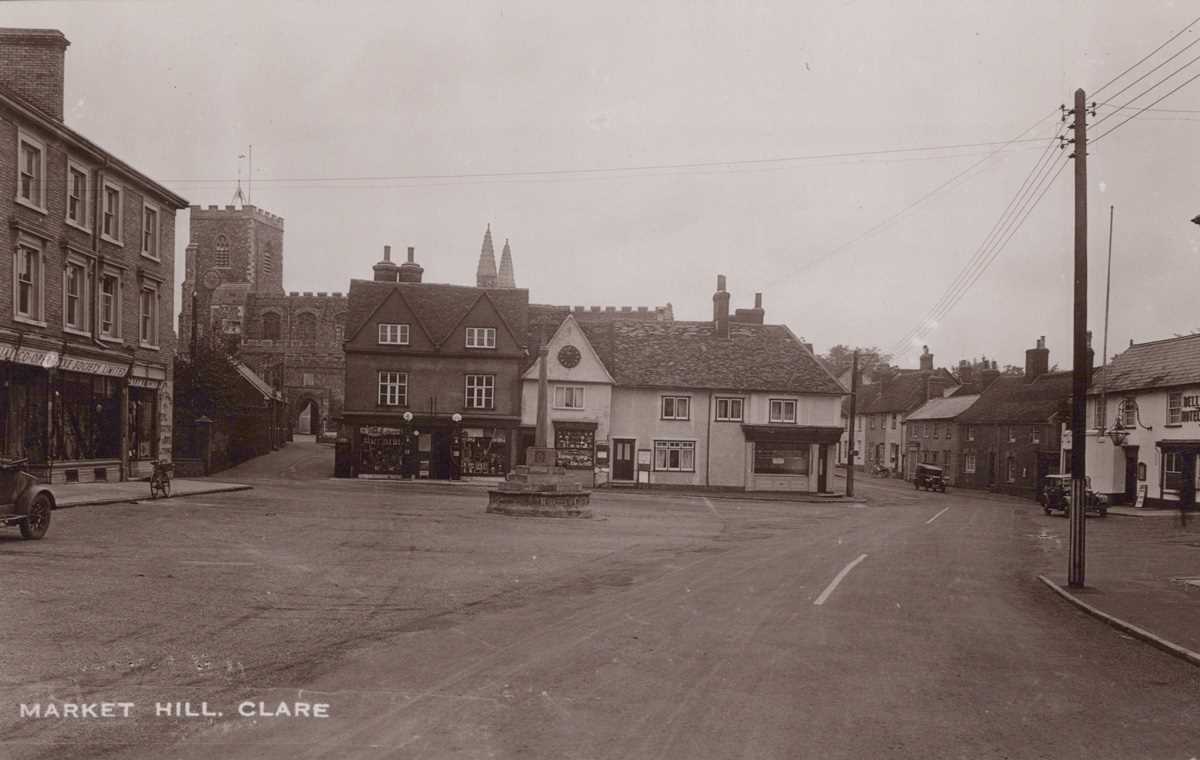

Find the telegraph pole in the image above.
[
  {"left": 1068, "top": 88, "right": 1091, "bottom": 588},
  {"left": 846, "top": 351, "right": 859, "bottom": 497}
]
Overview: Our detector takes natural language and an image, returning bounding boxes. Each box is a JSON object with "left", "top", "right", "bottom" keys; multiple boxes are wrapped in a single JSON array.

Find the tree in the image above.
[{"left": 821, "top": 345, "right": 894, "bottom": 378}]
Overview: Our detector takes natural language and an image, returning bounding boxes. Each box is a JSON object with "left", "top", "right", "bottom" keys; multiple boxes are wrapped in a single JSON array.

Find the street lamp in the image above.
[{"left": 450, "top": 413, "right": 464, "bottom": 480}]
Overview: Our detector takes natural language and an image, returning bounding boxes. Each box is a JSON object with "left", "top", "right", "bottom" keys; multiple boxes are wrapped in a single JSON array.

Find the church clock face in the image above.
[
  {"left": 557, "top": 344, "right": 581, "bottom": 368},
  {"left": 202, "top": 269, "right": 222, "bottom": 290}
]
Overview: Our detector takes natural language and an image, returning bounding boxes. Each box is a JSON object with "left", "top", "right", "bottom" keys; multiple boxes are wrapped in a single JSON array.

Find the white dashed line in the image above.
[
  {"left": 813, "top": 553, "right": 868, "bottom": 606},
  {"left": 925, "top": 506, "right": 951, "bottom": 525}
]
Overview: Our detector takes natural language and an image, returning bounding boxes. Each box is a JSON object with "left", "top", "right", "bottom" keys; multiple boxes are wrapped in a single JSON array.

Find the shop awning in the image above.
[
  {"left": 0, "top": 343, "right": 59, "bottom": 368},
  {"left": 740, "top": 424, "right": 843, "bottom": 445},
  {"left": 1156, "top": 439, "right": 1200, "bottom": 450}
]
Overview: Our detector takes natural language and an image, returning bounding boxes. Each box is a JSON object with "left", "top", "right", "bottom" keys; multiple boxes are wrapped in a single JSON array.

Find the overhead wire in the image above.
[
  {"left": 1089, "top": 47, "right": 1200, "bottom": 132},
  {"left": 1091, "top": 65, "right": 1200, "bottom": 144},
  {"left": 1091, "top": 12, "right": 1200, "bottom": 98},
  {"left": 888, "top": 125, "right": 1066, "bottom": 352}
]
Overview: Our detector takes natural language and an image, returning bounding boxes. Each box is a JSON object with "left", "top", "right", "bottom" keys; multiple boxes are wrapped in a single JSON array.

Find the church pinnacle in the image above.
[
  {"left": 476, "top": 224, "right": 498, "bottom": 288},
  {"left": 497, "top": 238, "right": 516, "bottom": 288}
]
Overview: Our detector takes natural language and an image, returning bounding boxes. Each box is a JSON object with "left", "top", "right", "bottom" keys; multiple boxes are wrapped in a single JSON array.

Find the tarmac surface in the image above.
[{"left": 1, "top": 442, "right": 1196, "bottom": 759}]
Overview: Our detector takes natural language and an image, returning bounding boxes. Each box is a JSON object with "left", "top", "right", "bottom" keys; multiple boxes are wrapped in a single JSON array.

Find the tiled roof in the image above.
[
  {"left": 346, "top": 280, "right": 529, "bottom": 347},
  {"left": 572, "top": 320, "right": 843, "bottom": 394},
  {"left": 1091, "top": 333, "right": 1200, "bottom": 393},
  {"left": 842, "top": 382, "right": 881, "bottom": 415},
  {"left": 957, "top": 371, "right": 1073, "bottom": 424},
  {"left": 860, "top": 369, "right": 957, "bottom": 414},
  {"left": 906, "top": 394, "right": 980, "bottom": 422}
]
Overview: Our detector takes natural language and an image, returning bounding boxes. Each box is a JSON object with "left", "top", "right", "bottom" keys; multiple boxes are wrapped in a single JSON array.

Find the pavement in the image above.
[
  {"left": 2, "top": 440, "right": 1198, "bottom": 759},
  {"left": 51, "top": 477, "right": 252, "bottom": 509}
]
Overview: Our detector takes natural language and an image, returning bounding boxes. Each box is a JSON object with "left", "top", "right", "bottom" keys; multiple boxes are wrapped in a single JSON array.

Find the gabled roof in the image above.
[
  {"left": 957, "top": 371, "right": 1072, "bottom": 424},
  {"left": 566, "top": 320, "right": 843, "bottom": 394},
  {"left": 906, "top": 394, "right": 980, "bottom": 422},
  {"left": 860, "top": 369, "right": 957, "bottom": 414},
  {"left": 231, "top": 359, "right": 281, "bottom": 401},
  {"left": 346, "top": 280, "right": 529, "bottom": 347},
  {"left": 842, "top": 382, "right": 880, "bottom": 416},
  {"left": 1091, "top": 333, "right": 1200, "bottom": 394}
]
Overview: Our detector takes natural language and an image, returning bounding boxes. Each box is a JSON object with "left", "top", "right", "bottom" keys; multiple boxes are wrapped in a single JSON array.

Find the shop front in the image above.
[
  {"left": 742, "top": 424, "right": 843, "bottom": 493},
  {"left": 1157, "top": 439, "right": 1200, "bottom": 508},
  {"left": 349, "top": 413, "right": 518, "bottom": 480}
]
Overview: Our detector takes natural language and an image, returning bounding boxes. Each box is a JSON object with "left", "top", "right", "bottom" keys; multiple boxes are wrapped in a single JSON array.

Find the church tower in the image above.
[
  {"left": 497, "top": 238, "right": 516, "bottom": 288},
  {"left": 476, "top": 225, "right": 498, "bottom": 288}
]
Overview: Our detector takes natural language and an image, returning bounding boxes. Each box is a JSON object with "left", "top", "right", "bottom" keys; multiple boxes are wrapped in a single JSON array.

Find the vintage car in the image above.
[
  {"left": 0, "top": 457, "right": 54, "bottom": 539},
  {"left": 913, "top": 463, "right": 947, "bottom": 492},
  {"left": 1038, "top": 474, "right": 1107, "bottom": 517}
]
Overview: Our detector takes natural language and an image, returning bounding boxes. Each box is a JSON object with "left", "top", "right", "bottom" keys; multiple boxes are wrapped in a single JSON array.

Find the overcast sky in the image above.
[{"left": 9, "top": 1, "right": 1200, "bottom": 370}]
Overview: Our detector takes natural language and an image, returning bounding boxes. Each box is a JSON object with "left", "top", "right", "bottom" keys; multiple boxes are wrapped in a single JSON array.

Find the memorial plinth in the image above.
[{"left": 486, "top": 447, "right": 593, "bottom": 518}]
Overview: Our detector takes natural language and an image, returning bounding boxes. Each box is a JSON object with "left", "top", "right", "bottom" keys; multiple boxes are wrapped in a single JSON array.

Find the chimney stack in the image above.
[
  {"left": 919, "top": 345, "right": 934, "bottom": 371},
  {"left": 713, "top": 274, "right": 730, "bottom": 338},
  {"left": 1025, "top": 335, "right": 1050, "bottom": 382},
  {"left": 957, "top": 359, "right": 975, "bottom": 385},
  {"left": 733, "top": 291, "right": 765, "bottom": 325},
  {"left": 0, "top": 29, "right": 70, "bottom": 120},
  {"left": 398, "top": 245, "right": 424, "bottom": 283},
  {"left": 372, "top": 244, "right": 400, "bottom": 282}
]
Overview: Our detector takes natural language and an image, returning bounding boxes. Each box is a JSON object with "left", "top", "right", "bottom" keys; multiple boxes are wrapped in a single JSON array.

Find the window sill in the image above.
[
  {"left": 98, "top": 334, "right": 123, "bottom": 344},
  {"left": 464, "top": 346, "right": 498, "bottom": 350},
  {"left": 714, "top": 418, "right": 743, "bottom": 423},
  {"left": 100, "top": 234, "right": 123, "bottom": 247},
  {"left": 377, "top": 342, "right": 411, "bottom": 347},
  {"left": 139, "top": 341, "right": 160, "bottom": 351},
  {"left": 65, "top": 218, "right": 91, "bottom": 234},
  {"left": 15, "top": 196, "right": 47, "bottom": 215},
  {"left": 1164, "top": 423, "right": 1183, "bottom": 428},
  {"left": 139, "top": 251, "right": 161, "bottom": 263},
  {"left": 13, "top": 314, "right": 46, "bottom": 328},
  {"left": 768, "top": 420, "right": 797, "bottom": 425},
  {"left": 661, "top": 418, "right": 691, "bottom": 422},
  {"left": 63, "top": 325, "right": 91, "bottom": 338}
]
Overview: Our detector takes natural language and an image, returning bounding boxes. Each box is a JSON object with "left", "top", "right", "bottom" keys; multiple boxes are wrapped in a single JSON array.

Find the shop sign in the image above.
[
  {"left": 0, "top": 344, "right": 61, "bottom": 368},
  {"left": 361, "top": 426, "right": 405, "bottom": 436},
  {"left": 1182, "top": 395, "right": 1200, "bottom": 422},
  {"left": 129, "top": 378, "right": 161, "bottom": 389},
  {"left": 60, "top": 356, "right": 128, "bottom": 377}
]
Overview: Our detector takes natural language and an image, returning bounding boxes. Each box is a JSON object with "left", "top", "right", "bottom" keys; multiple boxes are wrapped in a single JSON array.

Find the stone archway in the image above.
[{"left": 293, "top": 394, "right": 323, "bottom": 437}]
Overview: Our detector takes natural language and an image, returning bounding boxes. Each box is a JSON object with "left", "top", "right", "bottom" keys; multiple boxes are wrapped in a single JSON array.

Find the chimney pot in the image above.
[
  {"left": 383, "top": 245, "right": 392, "bottom": 262},
  {"left": 754, "top": 292, "right": 762, "bottom": 309},
  {"left": 407, "top": 246, "right": 415, "bottom": 263},
  {"left": 717, "top": 274, "right": 727, "bottom": 292}
]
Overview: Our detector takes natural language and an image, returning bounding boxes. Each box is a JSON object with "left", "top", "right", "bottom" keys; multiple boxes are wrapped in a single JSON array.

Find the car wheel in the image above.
[{"left": 19, "top": 493, "right": 51, "bottom": 540}]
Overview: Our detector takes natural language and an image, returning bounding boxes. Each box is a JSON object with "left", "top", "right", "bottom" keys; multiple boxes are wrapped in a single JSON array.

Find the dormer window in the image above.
[
  {"left": 465, "top": 326, "right": 496, "bottom": 349},
  {"left": 379, "top": 323, "right": 410, "bottom": 345}
]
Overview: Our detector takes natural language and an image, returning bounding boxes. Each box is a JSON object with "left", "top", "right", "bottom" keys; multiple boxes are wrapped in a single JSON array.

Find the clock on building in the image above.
[
  {"left": 202, "top": 269, "right": 222, "bottom": 290},
  {"left": 557, "top": 344, "right": 581, "bottom": 368}
]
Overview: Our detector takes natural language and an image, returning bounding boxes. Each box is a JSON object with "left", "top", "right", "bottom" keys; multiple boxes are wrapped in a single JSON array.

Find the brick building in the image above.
[
  {"left": 0, "top": 28, "right": 187, "bottom": 483},
  {"left": 957, "top": 337, "right": 1073, "bottom": 499},
  {"left": 859, "top": 348, "right": 958, "bottom": 477},
  {"left": 178, "top": 204, "right": 346, "bottom": 435},
  {"left": 903, "top": 393, "right": 980, "bottom": 484}
]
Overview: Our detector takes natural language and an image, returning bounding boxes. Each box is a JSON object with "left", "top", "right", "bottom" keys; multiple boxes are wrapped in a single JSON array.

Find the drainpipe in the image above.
[{"left": 705, "top": 392, "right": 712, "bottom": 487}]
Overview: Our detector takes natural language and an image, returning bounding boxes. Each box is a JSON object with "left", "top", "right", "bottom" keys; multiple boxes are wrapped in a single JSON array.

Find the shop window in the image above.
[
  {"left": 461, "top": 428, "right": 509, "bottom": 476},
  {"left": 1168, "top": 392, "right": 1183, "bottom": 425},
  {"left": 262, "top": 312, "right": 281, "bottom": 340},
  {"left": 654, "top": 440, "right": 696, "bottom": 472},
  {"left": 553, "top": 385, "right": 584, "bottom": 410},
  {"left": 129, "top": 387, "right": 158, "bottom": 461},
  {"left": 67, "top": 160, "right": 89, "bottom": 228},
  {"left": 1166, "top": 452, "right": 1182, "bottom": 474},
  {"left": 101, "top": 180, "right": 122, "bottom": 244},
  {"left": 465, "top": 326, "right": 496, "bottom": 349},
  {"left": 555, "top": 427, "right": 594, "bottom": 469},
  {"left": 661, "top": 396, "right": 690, "bottom": 420},
  {"left": 14, "top": 242, "right": 43, "bottom": 324},
  {"left": 56, "top": 374, "right": 121, "bottom": 461},
  {"left": 378, "top": 371, "right": 407, "bottom": 406},
  {"left": 753, "top": 443, "right": 809, "bottom": 475},
  {"left": 16, "top": 131, "right": 45, "bottom": 211},
  {"left": 715, "top": 397, "right": 743, "bottom": 422},
  {"left": 465, "top": 374, "right": 495, "bottom": 409},
  {"left": 1, "top": 367, "right": 48, "bottom": 461},
  {"left": 378, "top": 323, "right": 410, "bottom": 345},
  {"left": 769, "top": 399, "right": 797, "bottom": 424}
]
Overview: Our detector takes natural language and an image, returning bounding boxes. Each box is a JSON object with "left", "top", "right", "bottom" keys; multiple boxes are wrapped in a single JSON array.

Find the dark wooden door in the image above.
[
  {"left": 1124, "top": 447, "right": 1139, "bottom": 503},
  {"left": 818, "top": 444, "right": 828, "bottom": 493},
  {"left": 612, "top": 439, "right": 635, "bottom": 481}
]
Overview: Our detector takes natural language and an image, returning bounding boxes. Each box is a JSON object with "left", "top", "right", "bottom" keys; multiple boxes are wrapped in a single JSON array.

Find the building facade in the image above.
[
  {"left": 1065, "top": 334, "right": 1200, "bottom": 508},
  {"left": 903, "top": 394, "right": 979, "bottom": 484},
  {"left": 957, "top": 338, "right": 1071, "bottom": 498},
  {"left": 178, "top": 204, "right": 346, "bottom": 435},
  {"left": 0, "top": 28, "right": 186, "bottom": 483},
  {"left": 859, "top": 349, "right": 957, "bottom": 477}
]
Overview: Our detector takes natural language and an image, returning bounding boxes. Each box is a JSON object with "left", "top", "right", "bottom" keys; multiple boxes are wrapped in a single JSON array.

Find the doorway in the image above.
[
  {"left": 295, "top": 398, "right": 320, "bottom": 436},
  {"left": 431, "top": 431, "right": 452, "bottom": 480},
  {"left": 817, "top": 445, "right": 828, "bottom": 493},
  {"left": 612, "top": 438, "right": 635, "bottom": 481},
  {"left": 1123, "top": 446, "right": 1139, "bottom": 504}
]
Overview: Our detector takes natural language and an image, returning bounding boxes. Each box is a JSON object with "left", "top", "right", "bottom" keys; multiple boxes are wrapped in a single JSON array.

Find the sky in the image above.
[{"left": 7, "top": 0, "right": 1200, "bottom": 371}]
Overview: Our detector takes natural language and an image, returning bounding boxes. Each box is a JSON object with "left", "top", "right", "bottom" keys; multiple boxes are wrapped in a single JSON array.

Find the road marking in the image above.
[
  {"left": 178, "top": 561, "right": 258, "bottom": 567},
  {"left": 926, "top": 506, "right": 951, "bottom": 525},
  {"left": 702, "top": 497, "right": 720, "bottom": 518},
  {"left": 813, "top": 553, "right": 868, "bottom": 606}
]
